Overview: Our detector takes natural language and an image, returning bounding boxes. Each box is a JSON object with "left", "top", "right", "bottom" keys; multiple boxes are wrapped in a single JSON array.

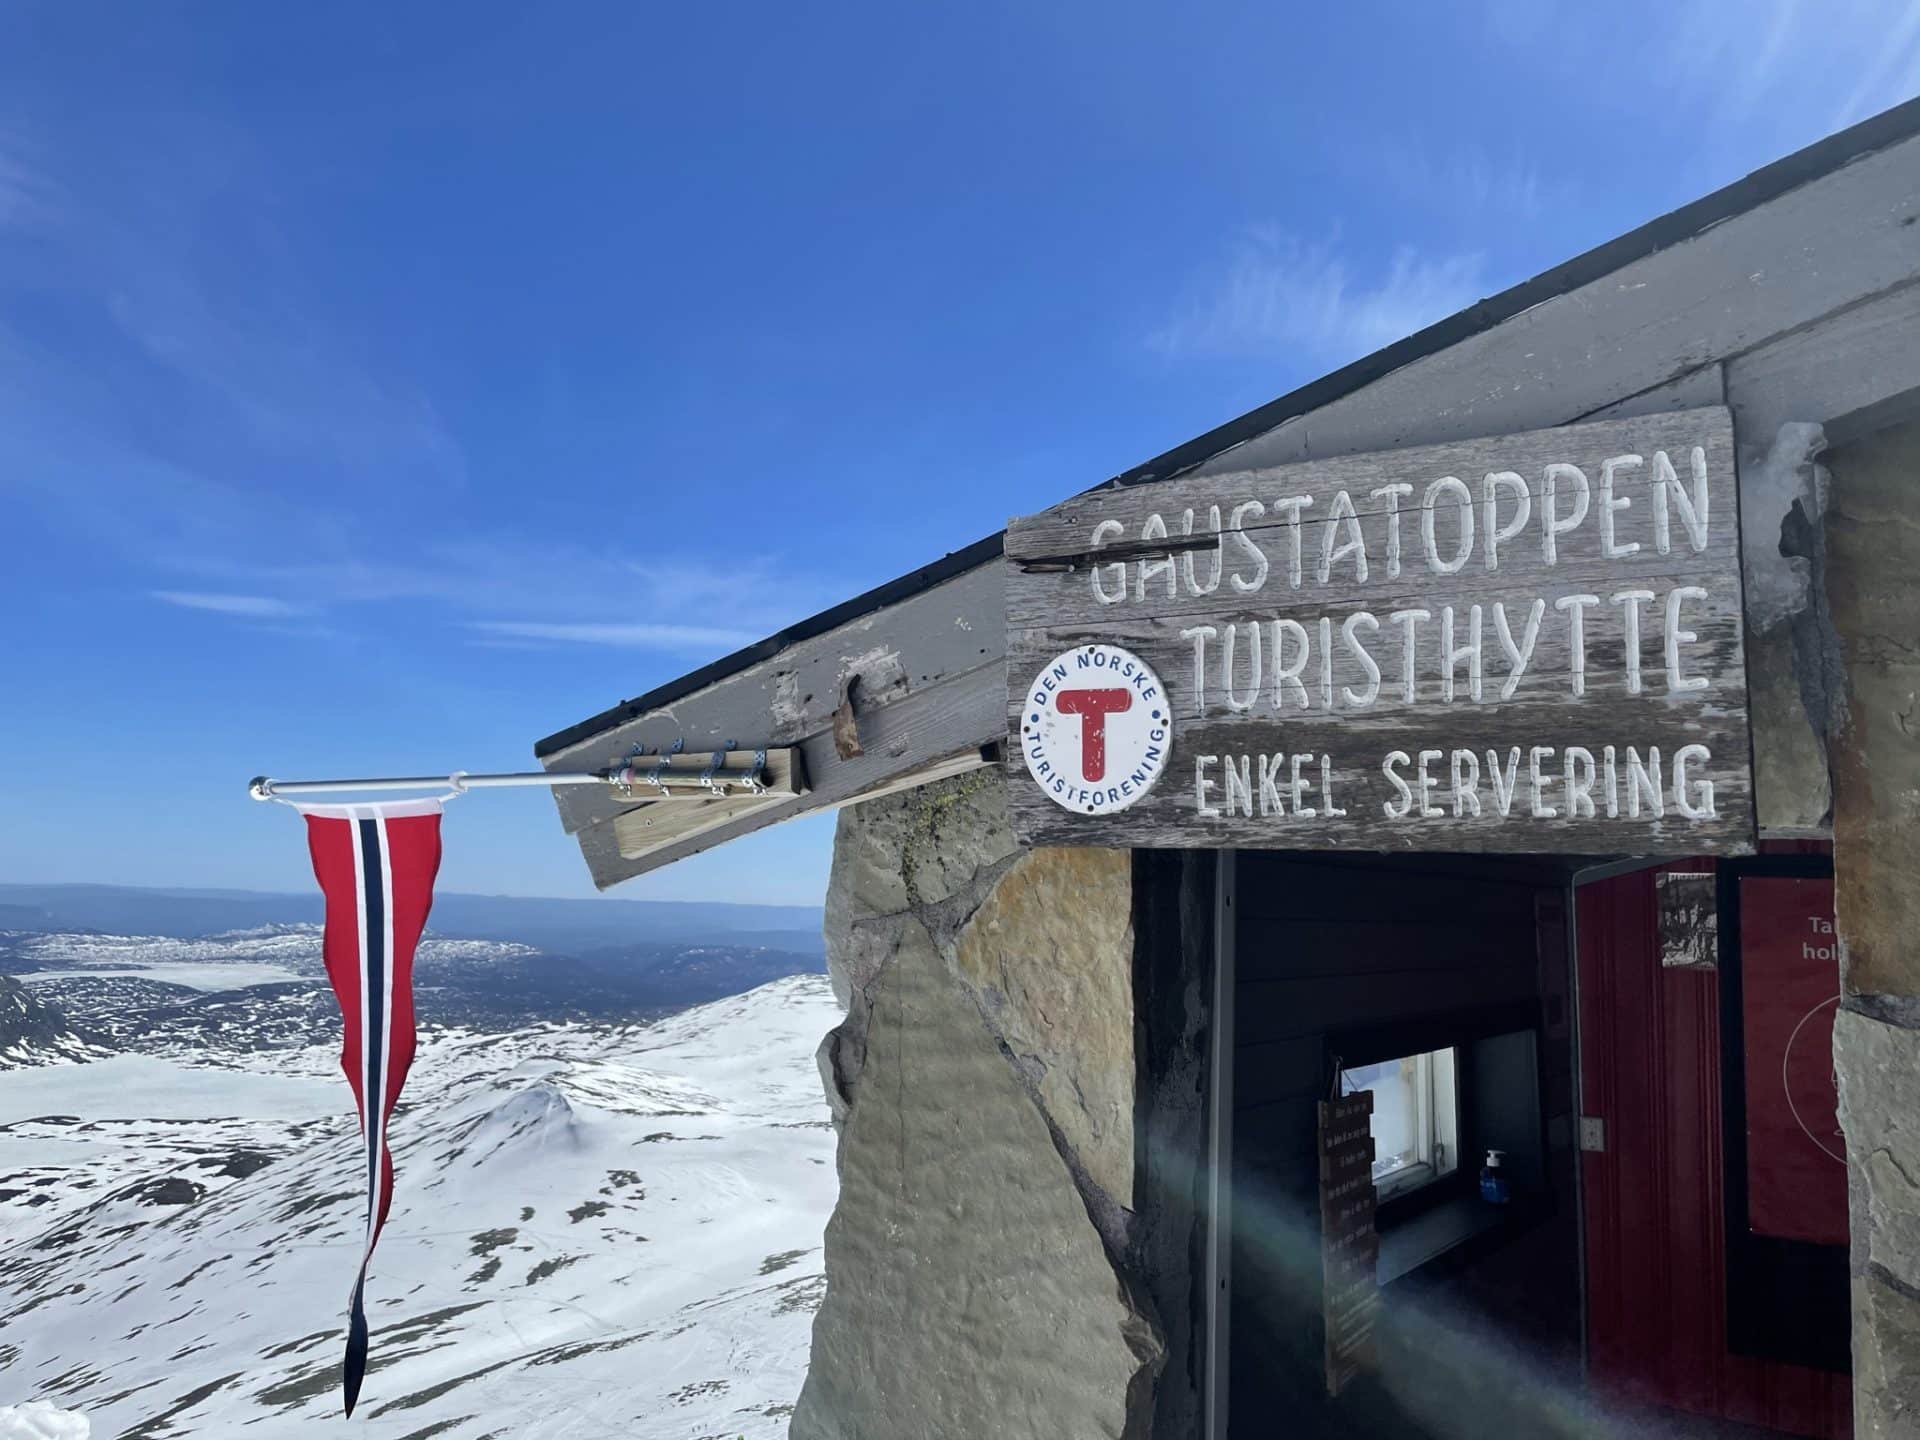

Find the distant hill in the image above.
[
  {"left": 0, "top": 975, "right": 840, "bottom": 1437},
  {"left": 0, "top": 973, "right": 96, "bottom": 1066},
  {"left": 0, "top": 883, "right": 823, "bottom": 956}
]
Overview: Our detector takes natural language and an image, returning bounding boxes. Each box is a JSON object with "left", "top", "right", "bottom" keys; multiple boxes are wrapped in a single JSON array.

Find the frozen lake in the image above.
[{"left": 0, "top": 1053, "right": 342, "bottom": 1127}]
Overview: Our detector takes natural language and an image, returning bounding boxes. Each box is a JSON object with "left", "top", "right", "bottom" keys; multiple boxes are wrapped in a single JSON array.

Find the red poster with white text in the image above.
[{"left": 1740, "top": 876, "right": 1847, "bottom": 1246}]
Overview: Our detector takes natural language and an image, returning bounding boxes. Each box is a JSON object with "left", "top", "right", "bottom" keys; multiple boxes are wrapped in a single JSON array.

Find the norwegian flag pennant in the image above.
[{"left": 297, "top": 798, "right": 442, "bottom": 1416}]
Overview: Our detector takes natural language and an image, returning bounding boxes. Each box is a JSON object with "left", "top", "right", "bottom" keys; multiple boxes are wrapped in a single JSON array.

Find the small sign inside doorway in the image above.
[
  {"left": 1657, "top": 870, "right": 1718, "bottom": 969},
  {"left": 1318, "top": 1090, "right": 1381, "bottom": 1396}
]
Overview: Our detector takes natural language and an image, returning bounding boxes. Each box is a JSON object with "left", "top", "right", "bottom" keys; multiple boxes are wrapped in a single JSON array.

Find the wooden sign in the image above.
[
  {"left": 1005, "top": 406, "right": 1753, "bottom": 853},
  {"left": 1319, "top": 1091, "right": 1380, "bottom": 1397}
]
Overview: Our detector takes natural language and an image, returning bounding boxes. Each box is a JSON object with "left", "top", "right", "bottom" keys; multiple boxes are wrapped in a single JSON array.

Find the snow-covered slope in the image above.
[
  {"left": 0, "top": 976, "right": 99, "bottom": 1070},
  {"left": 0, "top": 975, "right": 841, "bottom": 1438}
]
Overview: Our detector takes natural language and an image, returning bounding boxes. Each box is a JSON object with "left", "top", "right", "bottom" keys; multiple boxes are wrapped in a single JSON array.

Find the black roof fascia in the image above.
[{"left": 537, "top": 96, "right": 1920, "bottom": 762}]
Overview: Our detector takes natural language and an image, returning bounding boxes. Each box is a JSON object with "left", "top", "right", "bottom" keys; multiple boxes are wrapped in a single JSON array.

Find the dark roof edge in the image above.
[
  {"left": 537, "top": 95, "right": 1920, "bottom": 761},
  {"left": 536, "top": 532, "right": 1005, "bottom": 758}
]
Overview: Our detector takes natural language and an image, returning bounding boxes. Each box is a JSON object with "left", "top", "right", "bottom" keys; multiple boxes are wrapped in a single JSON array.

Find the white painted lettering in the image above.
[
  {"left": 1556, "top": 593, "right": 1599, "bottom": 697},
  {"left": 1139, "top": 513, "right": 1176, "bottom": 599},
  {"left": 1259, "top": 753, "right": 1285, "bottom": 817},
  {"left": 1290, "top": 753, "right": 1317, "bottom": 818},
  {"left": 1492, "top": 598, "right": 1546, "bottom": 700},
  {"left": 1673, "top": 743, "right": 1715, "bottom": 819},
  {"left": 1451, "top": 748, "right": 1481, "bottom": 817},
  {"left": 1416, "top": 749, "right": 1444, "bottom": 817},
  {"left": 1224, "top": 754, "right": 1254, "bottom": 818},
  {"left": 1181, "top": 505, "right": 1224, "bottom": 596},
  {"left": 1271, "top": 619, "right": 1310, "bottom": 710},
  {"left": 1542, "top": 462, "right": 1589, "bottom": 565},
  {"left": 1273, "top": 495, "right": 1314, "bottom": 589},
  {"left": 1625, "top": 745, "right": 1663, "bottom": 818},
  {"left": 1090, "top": 519, "right": 1126, "bottom": 605},
  {"left": 1483, "top": 471, "right": 1530, "bottom": 571},
  {"left": 1563, "top": 747, "right": 1596, "bottom": 818},
  {"left": 1382, "top": 751, "right": 1415, "bottom": 819},
  {"left": 1487, "top": 747, "right": 1522, "bottom": 817},
  {"left": 1341, "top": 611, "right": 1381, "bottom": 707},
  {"left": 1222, "top": 621, "right": 1261, "bottom": 713},
  {"left": 1422, "top": 476, "right": 1475, "bottom": 574},
  {"left": 1390, "top": 608, "right": 1431, "bottom": 703},
  {"left": 1371, "top": 482, "right": 1415, "bottom": 579},
  {"left": 1318, "top": 617, "right": 1335, "bottom": 710},
  {"left": 1664, "top": 585, "right": 1709, "bottom": 694},
  {"left": 1529, "top": 745, "right": 1558, "bottom": 818},
  {"left": 1195, "top": 755, "right": 1221, "bottom": 818},
  {"left": 1613, "top": 589, "right": 1655, "bottom": 695},
  {"left": 1599, "top": 454, "right": 1643, "bottom": 559},
  {"left": 1180, "top": 625, "right": 1216, "bottom": 711},
  {"left": 1441, "top": 603, "right": 1484, "bottom": 703},
  {"left": 1320, "top": 755, "right": 1347, "bottom": 817},
  {"left": 1319, "top": 489, "right": 1369, "bottom": 584},
  {"left": 1650, "top": 447, "right": 1710, "bottom": 555},
  {"left": 1228, "top": 500, "right": 1269, "bottom": 593}
]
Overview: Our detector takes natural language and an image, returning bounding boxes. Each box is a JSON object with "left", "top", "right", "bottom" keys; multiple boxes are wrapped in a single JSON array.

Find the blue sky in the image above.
[{"left": 1, "top": 2, "right": 1915, "bottom": 905}]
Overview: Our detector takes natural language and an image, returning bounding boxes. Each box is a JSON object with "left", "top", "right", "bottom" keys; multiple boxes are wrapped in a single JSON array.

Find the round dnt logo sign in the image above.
[{"left": 1020, "top": 642, "right": 1171, "bottom": 814}]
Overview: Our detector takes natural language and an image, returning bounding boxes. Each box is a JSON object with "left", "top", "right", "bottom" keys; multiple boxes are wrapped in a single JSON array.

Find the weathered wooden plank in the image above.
[
  {"left": 539, "top": 560, "right": 1005, "bottom": 837},
  {"left": 603, "top": 747, "right": 805, "bottom": 858},
  {"left": 1582, "top": 363, "right": 1726, "bottom": 423},
  {"left": 1006, "top": 407, "right": 1752, "bottom": 855},
  {"left": 571, "top": 657, "right": 1005, "bottom": 888},
  {"left": 613, "top": 792, "right": 802, "bottom": 860},
  {"left": 1726, "top": 277, "right": 1920, "bottom": 446}
]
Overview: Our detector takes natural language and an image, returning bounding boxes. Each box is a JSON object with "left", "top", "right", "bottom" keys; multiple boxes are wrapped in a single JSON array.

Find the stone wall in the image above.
[
  {"left": 791, "top": 771, "right": 1164, "bottom": 1440},
  {"left": 1825, "top": 418, "right": 1920, "bottom": 1440}
]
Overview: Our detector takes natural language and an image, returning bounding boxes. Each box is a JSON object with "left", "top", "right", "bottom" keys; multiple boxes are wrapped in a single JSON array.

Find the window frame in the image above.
[
  {"left": 1342, "top": 1046, "right": 1460, "bottom": 1203},
  {"left": 1328, "top": 1001, "right": 1541, "bottom": 1227}
]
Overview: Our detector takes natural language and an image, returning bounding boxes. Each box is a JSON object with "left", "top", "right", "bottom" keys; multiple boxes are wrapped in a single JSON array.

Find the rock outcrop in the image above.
[
  {"left": 0, "top": 975, "right": 95, "bottom": 1068},
  {"left": 794, "top": 771, "right": 1162, "bottom": 1440},
  {"left": 1827, "top": 419, "right": 1920, "bottom": 1439}
]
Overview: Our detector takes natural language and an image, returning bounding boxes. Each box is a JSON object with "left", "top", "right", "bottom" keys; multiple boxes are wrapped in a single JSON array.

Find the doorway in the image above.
[{"left": 1219, "top": 851, "right": 1582, "bottom": 1437}]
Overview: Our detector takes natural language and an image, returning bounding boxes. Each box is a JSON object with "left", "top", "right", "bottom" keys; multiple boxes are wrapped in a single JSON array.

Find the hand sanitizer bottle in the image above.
[{"left": 1480, "top": 1148, "right": 1510, "bottom": 1205}]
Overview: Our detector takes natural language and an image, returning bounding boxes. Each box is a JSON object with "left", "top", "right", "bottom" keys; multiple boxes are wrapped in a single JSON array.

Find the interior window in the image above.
[{"left": 1342, "top": 1048, "right": 1460, "bottom": 1201}]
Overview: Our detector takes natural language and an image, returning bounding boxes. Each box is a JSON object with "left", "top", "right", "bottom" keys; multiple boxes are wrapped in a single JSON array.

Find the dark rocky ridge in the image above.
[{"left": 0, "top": 973, "right": 93, "bottom": 1064}]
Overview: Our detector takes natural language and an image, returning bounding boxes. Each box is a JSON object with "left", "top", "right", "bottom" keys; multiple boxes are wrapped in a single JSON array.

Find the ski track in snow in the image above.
[{"left": 0, "top": 974, "right": 842, "bottom": 1439}]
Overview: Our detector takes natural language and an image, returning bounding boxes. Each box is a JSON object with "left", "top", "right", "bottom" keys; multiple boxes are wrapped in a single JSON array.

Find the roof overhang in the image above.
[{"left": 537, "top": 98, "right": 1920, "bottom": 889}]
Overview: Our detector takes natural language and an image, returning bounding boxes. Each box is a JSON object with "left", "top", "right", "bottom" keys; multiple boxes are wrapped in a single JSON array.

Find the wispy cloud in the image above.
[
  {"left": 1645, "top": 0, "right": 1919, "bottom": 138},
  {"left": 1824, "top": 0, "right": 1920, "bottom": 129},
  {"left": 152, "top": 590, "right": 314, "bottom": 619},
  {"left": 1364, "top": 141, "right": 1577, "bottom": 225},
  {"left": 1597, "top": 0, "right": 1912, "bottom": 142},
  {"left": 135, "top": 538, "right": 838, "bottom": 657},
  {"left": 0, "top": 133, "right": 57, "bottom": 232},
  {"left": 1148, "top": 229, "right": 1485, "bottom": 363},
  {"left": 468, "top": 620, "right": 763, "bottom": 652}
]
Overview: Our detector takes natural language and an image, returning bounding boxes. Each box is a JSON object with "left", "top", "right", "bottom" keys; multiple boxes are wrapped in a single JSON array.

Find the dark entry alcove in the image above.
[{"left": 1226, "top": 852, "right": 1582, "bottom": 1438}]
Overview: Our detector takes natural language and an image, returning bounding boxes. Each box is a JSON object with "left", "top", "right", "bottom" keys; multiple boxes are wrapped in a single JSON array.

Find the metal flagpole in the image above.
[{"left": 249, "top": 759, "right": 775, "bottom": 802}]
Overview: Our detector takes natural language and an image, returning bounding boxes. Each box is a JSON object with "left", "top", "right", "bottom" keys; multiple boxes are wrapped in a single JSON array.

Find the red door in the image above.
[{"left": 1575, "top": 859, "right": 1851, "bottom": 1437}]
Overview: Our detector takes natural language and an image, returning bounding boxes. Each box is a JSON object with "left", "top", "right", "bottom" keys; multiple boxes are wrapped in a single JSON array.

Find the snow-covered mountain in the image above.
[
  {"left": 0, "top": 974, "right": 841, "bottom": 1438},
  {"left": 0, "top": 977, "right": 98, "bottom": 1070},
  {"left": 0, "top": 922, "right": 823, "bottom": 1058}
]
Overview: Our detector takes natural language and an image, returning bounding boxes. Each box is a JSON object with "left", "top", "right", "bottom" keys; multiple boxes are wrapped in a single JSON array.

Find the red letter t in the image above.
[{"left": 1055, "top": 688, "right": 1133, "bottom": 782}]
